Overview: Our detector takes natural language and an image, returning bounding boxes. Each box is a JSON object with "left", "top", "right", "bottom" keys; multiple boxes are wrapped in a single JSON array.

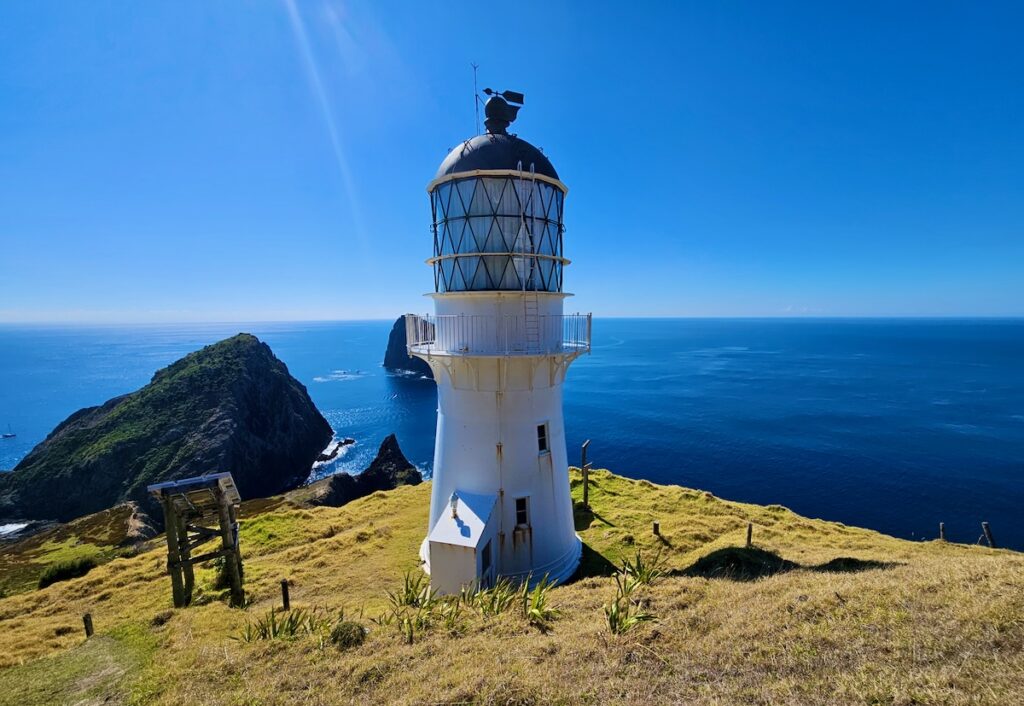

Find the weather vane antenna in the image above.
[{"left": 471, "top": 62, "right": 481, "bottom": 134}]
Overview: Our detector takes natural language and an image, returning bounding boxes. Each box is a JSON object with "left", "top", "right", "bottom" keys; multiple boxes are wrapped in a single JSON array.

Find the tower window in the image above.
[
  {"left": 515, "top": 497, "right": 530, "bottom": 527},
  {"left": 536, "top": 423, "right": 549, "bottom": 454}
]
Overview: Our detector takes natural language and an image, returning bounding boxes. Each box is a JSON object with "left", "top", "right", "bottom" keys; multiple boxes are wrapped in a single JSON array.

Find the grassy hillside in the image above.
[
  {"left": 0, "top": 504, "right": 151, "bottom": 596},
  {"left": 0, "top": 469, "right": 1021, "bottom": 705}
]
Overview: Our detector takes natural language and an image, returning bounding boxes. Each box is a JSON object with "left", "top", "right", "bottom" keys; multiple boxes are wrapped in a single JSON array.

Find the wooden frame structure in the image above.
[{"left": 147, "top": 473, "right": 244, "bottom": 607}]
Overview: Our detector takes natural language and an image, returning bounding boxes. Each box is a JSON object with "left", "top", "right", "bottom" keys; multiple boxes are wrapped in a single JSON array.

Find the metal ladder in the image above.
[{"left": 524, "top": 293, "right": 540, "bottom": 352}]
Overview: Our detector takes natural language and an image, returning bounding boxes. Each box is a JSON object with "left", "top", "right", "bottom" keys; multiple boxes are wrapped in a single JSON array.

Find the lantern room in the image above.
[{"left": 425, "top": 95, "right": 568, "bottom": 294}]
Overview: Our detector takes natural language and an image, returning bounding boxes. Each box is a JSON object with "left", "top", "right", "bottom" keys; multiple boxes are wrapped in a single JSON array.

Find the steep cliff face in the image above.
[
  {"left": 383, "top": 316, "right": 433, "bottom": 379},
  {"left": 0, "top": 334, "right": 333, "bottom": 522},
  {"left": 307, "top": 434, "right": 422, "bottom": 508}
]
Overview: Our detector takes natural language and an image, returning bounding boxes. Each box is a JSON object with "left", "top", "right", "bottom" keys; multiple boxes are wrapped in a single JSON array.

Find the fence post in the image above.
[
  {"left": 581, "top": 440, "right": 591, "bottom": 509},
  {"left": 746, "top": 522, "right": 753, "bottom": 548},
  {"left": 653, "top": 521, "right": 660, "bottom": 537},
  {"left": 281, "top": 579, "right": 291, "bottom": 611},
  {"left": 982, "top": 522, "right": 996, "bottom": 548},
  {"left": 82, "top": 613, "right": 94, "bottom": 638},
  {"left": 939, "top": 522, "right": 946, "bottom": 541}
]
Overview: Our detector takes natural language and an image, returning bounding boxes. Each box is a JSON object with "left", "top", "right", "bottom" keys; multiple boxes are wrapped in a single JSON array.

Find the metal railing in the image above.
[{"left": 405, "top": 313, "right": 591, "bottom": 357}]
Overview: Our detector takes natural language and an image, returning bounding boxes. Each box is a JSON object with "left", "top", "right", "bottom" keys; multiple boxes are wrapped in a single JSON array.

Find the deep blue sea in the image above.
[{"left": 1, "top": 319, "right": 1022, "bottom": 549}]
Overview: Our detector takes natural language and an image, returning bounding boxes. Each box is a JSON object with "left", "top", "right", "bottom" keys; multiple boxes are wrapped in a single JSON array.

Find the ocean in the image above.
[{"left": 1, "top": 319, "right": 1021, "bottom": 549}]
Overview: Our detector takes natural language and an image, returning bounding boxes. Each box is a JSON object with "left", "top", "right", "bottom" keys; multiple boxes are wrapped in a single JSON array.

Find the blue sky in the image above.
[{"left": 1, "top": 1, "right": 1021, "bottom": 322}]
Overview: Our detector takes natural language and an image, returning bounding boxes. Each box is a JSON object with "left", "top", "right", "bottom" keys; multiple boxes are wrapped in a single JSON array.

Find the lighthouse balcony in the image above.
[{"left": 405, "top": 313, "right": 591, "bottom": 357}]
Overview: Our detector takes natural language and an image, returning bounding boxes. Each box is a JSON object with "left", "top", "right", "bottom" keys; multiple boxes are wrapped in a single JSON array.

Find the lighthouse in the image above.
[{"left": 406, "top": 90, "right": 591, "bottom": 594}]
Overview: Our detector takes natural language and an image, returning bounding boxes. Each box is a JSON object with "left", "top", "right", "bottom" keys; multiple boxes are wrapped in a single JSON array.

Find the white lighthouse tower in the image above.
[{"left": 406, "top": 90, "right": 590, "bottom": 594}]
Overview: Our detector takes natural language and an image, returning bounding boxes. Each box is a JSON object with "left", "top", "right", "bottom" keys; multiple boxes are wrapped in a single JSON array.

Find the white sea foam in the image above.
[
  {"left": 312, "top": 441, "right": 355, "bottom": 469},
  {"left": 0, "top": 523, "right": 28, "bottom": 536},
  {"left": 313, "top": 370, "right": 367, "bottom": 383}
]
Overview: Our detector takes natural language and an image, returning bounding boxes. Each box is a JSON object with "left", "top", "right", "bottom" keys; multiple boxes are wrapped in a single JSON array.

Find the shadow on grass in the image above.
[
  {"left": 674, "top": 547, "right": 902, "bottom": 582},
  {"left": 675, "top": 547, "right": 799, "bottom": 582},
  {"left": 573, "top": 503, "right": 615, "bottom": 531},
  {"left": 572, "top": 542, "right": 617, "bottom": 580},
  {"left": 809, "top": 557, "right": 902, "bottom": 573}
]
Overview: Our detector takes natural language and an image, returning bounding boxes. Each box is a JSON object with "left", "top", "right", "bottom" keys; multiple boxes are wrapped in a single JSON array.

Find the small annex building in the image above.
[{"left": 426, "top": 491, "right": 499, "bottom": 594}]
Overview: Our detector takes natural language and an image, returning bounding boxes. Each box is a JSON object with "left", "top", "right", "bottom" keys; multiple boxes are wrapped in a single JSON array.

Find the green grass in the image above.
[
  {"left": 0, "top": 508, "right": 136, "bottom": 596},
  {"left": 241, "top": 511, "right": 312, "bottom": 553},
  {"left": 33, "top": 539, "right": 106, "bottom": 567},
  {"left": 0, "top": 469, "right": 1021, "bottom": 705},
  {"left": 0, "top": 622, "right": 158, "bottom": 706}
]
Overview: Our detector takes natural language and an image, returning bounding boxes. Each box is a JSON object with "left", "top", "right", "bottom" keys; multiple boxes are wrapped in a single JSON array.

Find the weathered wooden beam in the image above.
[
  {"left": 184, "top": 524, "right": 221, "bottom": 552},
  {"left": 185, "top": 536, "right": 216, "bottom": 553},
  {"left": 177, "top": 548, "right": 228, "bottom": 566},
  {"left": 216, "top": 490, "right": 245, "bottom": 607},
  {"left": 185, "top": 524, "right": 222, "bottom": 541},
  {"left": 162, "top": 496, "right": 186, "bottom": 608}
]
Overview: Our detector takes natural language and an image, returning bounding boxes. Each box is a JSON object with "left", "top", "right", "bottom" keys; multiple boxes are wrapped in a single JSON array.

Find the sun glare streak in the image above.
[{"left": 283, "top": 0, "right": 369, "bottom": 258}]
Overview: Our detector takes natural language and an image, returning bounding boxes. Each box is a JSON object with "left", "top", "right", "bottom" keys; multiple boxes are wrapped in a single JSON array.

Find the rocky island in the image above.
[
  {"left": 0, "top": 333, "right": 332, "bottom": 523},
  {"left": 382, "top": 316, "right": 433, "bottom": 379},
  {"left": 304, "top": 433, "right": 422, "bottom": 507}
]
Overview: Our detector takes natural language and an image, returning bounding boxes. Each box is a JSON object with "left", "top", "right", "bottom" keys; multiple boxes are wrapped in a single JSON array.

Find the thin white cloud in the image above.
[{"left": 282, "top": 0, "right": 368, "bottom": 258}]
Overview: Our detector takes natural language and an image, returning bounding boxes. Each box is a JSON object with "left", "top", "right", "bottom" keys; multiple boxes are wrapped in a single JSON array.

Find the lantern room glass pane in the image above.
[{"left": 431, "top": 176, "right": 564, "bottom": 292}]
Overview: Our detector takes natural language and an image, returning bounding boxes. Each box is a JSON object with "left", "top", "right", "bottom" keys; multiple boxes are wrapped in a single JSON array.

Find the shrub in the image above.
[
  {"left": 329, "top": 620, "right": 367, "bottom": 650},
  {"left": 619, "top": 548, "right": 666, "bottom": 586},
  {"left": 375, "top": 572, "right": 559, "bottom": 643},
  {"left": 236, "top": 607, "right": 333, "bottom": 642},
  {"left": 465, "top": 578, "right": 519, "bottom": 617},
  {"left": 386, "top": 570, "right": 434, "bottom": 608},
  {"left": 604, "top": 564, "right": 657, "bottom": 635},
  {"left": 604, "top": 593, "right": 655, "bottom": 635},
  {"left": 521, "top": 575, "right": 559, "bottom": 630},
  {"left": 38, "top": 557, "right": 98, "bottom": 589},
  {"left": 436, "top": 599, "right": 464, "bottom": 634}
]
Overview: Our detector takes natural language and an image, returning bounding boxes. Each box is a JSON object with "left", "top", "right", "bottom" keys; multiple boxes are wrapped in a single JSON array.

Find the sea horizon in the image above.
[
  {"left": 2, "top": 315, "right": 1024, "bottom": 328},
  {"left": 2, "top": 318, "right": 1022, "bottom": 549}
]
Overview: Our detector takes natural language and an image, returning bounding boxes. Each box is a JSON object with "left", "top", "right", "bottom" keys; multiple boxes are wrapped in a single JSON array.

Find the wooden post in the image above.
[
  {"left": 653, "top": 521, "right": 660, "bottom": 537},
  {"left": 228, "top": 504, "right": 244, "bottom": 586},
  {"left": 82, "top": 612, "right": 94, "bottom": 638},
  {"left": 581, "top": 440, "right": 591, "bottom": 509},
  {"left": 161, "top": 497, "right": 186, "bottom": 608},
  {"left": 746, "top": 522, "right": 753, "bottom": 548},
  {"left": 216, "top": 490, "right": 245, "bottom": 607},
  {"left": 176, "top": 513, "right": 194, "bottom": 605},
  {"left": 982, "top": 522, "right": 996, "bottom": 548},
  {"left": 280, "top": 579, "right": 291, "bottom": 611},
  {"left": 939, "top": 522, "right": 946, "bottom": 541}
]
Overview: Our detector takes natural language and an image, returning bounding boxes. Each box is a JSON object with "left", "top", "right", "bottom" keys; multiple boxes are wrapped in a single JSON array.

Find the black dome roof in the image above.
[{"left": 434, "top": 133, "right": 559, "bottom": 182}]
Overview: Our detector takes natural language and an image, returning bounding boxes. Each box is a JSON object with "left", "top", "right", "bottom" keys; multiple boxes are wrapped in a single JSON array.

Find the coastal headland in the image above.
[{"left": 0, "top": 467, "right": 1020, "bottom": 705}]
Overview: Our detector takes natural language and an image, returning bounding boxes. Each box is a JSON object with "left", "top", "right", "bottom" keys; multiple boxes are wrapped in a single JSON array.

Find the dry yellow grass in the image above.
[{"left": 1, "top": 469, "right": 1021, "bottom": 705}]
